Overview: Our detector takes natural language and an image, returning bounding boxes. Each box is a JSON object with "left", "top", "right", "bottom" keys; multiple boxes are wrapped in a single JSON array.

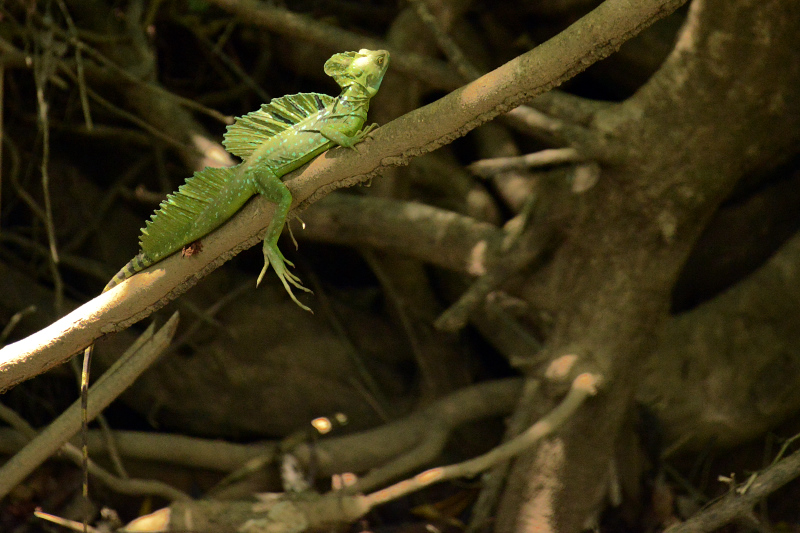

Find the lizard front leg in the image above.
[
  {"left": 249, "top": 168, "right": 313, "bottom": 312},
  {"left": 320, "top": 125, "right": 377, "bottom": 149}
]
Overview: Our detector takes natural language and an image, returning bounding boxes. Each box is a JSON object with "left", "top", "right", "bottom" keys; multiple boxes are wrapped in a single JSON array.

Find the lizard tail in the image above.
[{"left": 103, "top": 253, "right": 150, "bottom": 292}]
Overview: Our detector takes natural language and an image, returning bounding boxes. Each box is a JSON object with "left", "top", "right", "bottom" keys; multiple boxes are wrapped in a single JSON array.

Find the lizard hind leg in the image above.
[
  {"left": 258, "top": 240, "right": 313, "bottom": 312},
  {"left": 251, "top": 170, "right": 313, "bottom": 312}
]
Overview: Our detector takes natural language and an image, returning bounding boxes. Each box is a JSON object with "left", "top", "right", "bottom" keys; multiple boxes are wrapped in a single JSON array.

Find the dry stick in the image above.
[
  {"left": 349, "top": 382, "right": 532, "bottom": 494},
  {"left": 0, "top": 0, "right": 687, "bottom": 392},
  {"left": 168, "top": 376, "right": 593, "bottom": 532},
  {"left": 205, "top": 0, "right": 460, "bottom": 91},
  {"left": 0, "top": 305, "right": 37, "bottom": 345},
  {"left": 191, "top": 22, "right": 271, "bottom": 104},
  {"left": 4, "top": 33, "right": 199, "bottom": 155},
  {"left": 66, "top": 37, "right": 230, "bottom": 124},
  {"left": 97, "top": 415, "right": 129, "bottom": 480},
  {"left": 467, "top": 378, "right": 541, "bottom": 533},
  {"left": 0, "top": 378, "right": 521, "bottom": 481},
  {"left": 665, "top": 447, "right": 800, "bottom": 533},
  {"left": 408, "top": 0, "right": 596, "bottom": 150},
  {"left": 34, "top": 510, "right": 100, "bottom": 533},
  {"left": 522, "top": 90, "right": 609, "bottom": 130},
  {"left": 503, "top": 104, "right": 570, "bottom": 142},
  {"left": 300, "top": 267, "right": 391, "bottom": 421},
  {"left": 34, "top": 42, "right": 65, "bottom": 315},
  {"left": 0, "top": 399, "right": 187, "bottom": 505},
  {"left": 300, "top": 194, "right": 502, "bottom": 275},
  {"left": 469, "top": 148, "right": 583, "bottom": 177},
  {"left": 0, "top": 427, "right": 269, "bottom": 474},
  {"left": 0, "top": 313, "right": 180, "bottom": 500},
  {"left": 9, "top": 166, "right": 47, "bottom": 220},
  {"left": 434, "top": 188, "right": 557, "bottom": 333},
  {"left": 54, "top": 0, "right": 93, "bottom": 130},
  {"left": 349, "top": 420, "right": 448, "bottom": 495},
  {"left": 407, "top": 0, "right": 481, "bottom": 81},
  {"left": 361, "top": 249, "right": 438, "bottom": 394},
  {"left": 0, "top": 403, "right": 38, "bottom": 440},
  {"left": 360, "top": 373, "right": 600, "bottom": 509}
]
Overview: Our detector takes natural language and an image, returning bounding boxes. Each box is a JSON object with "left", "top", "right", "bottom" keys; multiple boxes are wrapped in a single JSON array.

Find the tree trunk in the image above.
[{"left": 496, "top": 0, "right": 800, "bottom": 530}]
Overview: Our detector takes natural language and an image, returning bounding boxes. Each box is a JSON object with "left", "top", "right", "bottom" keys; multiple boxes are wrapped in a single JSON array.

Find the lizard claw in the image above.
[
  {"left": 258, "top": 241, "right": 313, "bottom": 312},
  {"left": 353, "top": 123, "right": 379, "bottom": 145}
]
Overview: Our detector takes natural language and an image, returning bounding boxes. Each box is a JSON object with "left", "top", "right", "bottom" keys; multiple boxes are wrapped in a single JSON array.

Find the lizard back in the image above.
[{"left": 138, "top": 92, "right": 338, "bottom": 267}]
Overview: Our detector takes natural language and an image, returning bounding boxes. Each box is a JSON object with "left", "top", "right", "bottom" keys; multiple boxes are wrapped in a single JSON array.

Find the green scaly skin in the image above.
[{"left": 79, "top": 49, "right": 389, "bottom": 533}]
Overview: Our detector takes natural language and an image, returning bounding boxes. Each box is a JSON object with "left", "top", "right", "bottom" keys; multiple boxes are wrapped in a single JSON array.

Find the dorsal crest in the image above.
[
  {"left": 222, "top": 92, "right": 334, "bottom": 159},
  {"left": 139, "top": 165, "right": 234, "bottom": 259}
]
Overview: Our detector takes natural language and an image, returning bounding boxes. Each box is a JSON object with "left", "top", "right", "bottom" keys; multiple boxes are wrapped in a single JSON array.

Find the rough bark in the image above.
[{"left": 496, "top": 0, "right": 800, "bottom": 530}]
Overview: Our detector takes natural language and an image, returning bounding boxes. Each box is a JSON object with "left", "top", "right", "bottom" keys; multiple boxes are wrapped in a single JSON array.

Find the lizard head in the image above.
[{"left": 324, "top": 49, "right": 390, "bottom": 97}]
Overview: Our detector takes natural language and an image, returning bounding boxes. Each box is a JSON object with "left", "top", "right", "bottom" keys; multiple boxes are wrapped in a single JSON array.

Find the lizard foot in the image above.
[
  {"left": 351, "top": 123, "right": 379, "bottom": 147},
  {"left": 257, "top": 241, "right": 313, "bottom": 312}
]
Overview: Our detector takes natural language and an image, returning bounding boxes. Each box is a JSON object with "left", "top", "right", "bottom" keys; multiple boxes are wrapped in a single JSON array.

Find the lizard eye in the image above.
[{"left": 377, "top": 57, "right": 384, "bottom": 65}]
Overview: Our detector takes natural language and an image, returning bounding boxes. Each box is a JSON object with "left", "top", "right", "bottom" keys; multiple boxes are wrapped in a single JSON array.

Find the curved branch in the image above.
[
  {"left": 0, "top": 314, "right": 179, "bottom": 499},
  {"left": 665, "top": 447, "right": 800, "bottom": 533},
  {"left": 0, "top": 0, "right": 687, "bottom": 392},
  {"left": 362, "top": 373, "right": 599, "bottom": 509}
]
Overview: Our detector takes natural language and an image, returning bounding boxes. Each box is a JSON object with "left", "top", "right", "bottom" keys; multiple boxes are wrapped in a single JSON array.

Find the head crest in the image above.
[
  {"left": 323, "top": 49, "right": 390, "bottom": 93},
  {"left": 324, "top": 51, "right": 360, "bottom": 88}
]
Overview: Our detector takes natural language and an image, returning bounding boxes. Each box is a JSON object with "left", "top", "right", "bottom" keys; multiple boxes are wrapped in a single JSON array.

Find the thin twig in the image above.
[
  {"left": 407, "top": 0, "right": 481, "bottom": 82},
  {"left": 34, "top": 27, "right": 65, "bottom": 314},
  {"left": 0, "top": 379, "right": 520, "bottom": 481},
  {"left": 188, "top": 19, "right": 270, "bottom": 104},
  {"left": 34, "top": 510, "right": 100, "bottom": 533},
  {"left": 434, "top": 186, "right": 559, "bottom": 332},
  {"left": 0, "top": 399, "right": 188, "bottom": 503},
  {"left": 666, "top": 447, "right": 800, "bottom": 533},
  {"left": 467, "top": 378, "right": 541, "bottom": 533},
  {"left": 300, "top": 265, "right": 391, "bottom": 421},
  {"left": 54, "top": 0, "right": 93, "bottom": 130},
  {"left": 97, "top": 415, "right": 129, "bottom": 479},
  {"left": 0, "top": 314, "right": 181, "bottom": 500},
  {"left": 469, "top": 148, "right": 583, "bottom": 177},
  {"left": 205, "top": 0, "right": 461, "bottom": 91},
  {"left": 361, "top": 249, "right": 438, "bottom": 394},
  {"left": 360, "top": 373, "right": 600, "bottom": 509},
  {"left": 28, "top": 1, "right": 231, "bottom": 124},
  {"left": 0, "top": 305, "right": 37, "bottom": 346}
]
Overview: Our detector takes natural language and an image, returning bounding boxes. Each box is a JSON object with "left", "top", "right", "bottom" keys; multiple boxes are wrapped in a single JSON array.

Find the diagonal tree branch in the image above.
[{"left": 0, "top": 0, "right": 688, "bottom": 392}]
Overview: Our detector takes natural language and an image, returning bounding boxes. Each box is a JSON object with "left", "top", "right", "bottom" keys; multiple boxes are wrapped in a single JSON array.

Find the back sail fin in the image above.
[
  {"left": 222, "top": 92, "right": 335, "bottom": 159},
  {"left": 139, "top": 165, "right": 236, "bottom": 263}
]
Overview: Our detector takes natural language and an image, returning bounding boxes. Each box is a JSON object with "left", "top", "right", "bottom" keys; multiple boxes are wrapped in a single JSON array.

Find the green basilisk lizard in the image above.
[{"left": 79, "top": 49, "right": 389, "bottom": 531}]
